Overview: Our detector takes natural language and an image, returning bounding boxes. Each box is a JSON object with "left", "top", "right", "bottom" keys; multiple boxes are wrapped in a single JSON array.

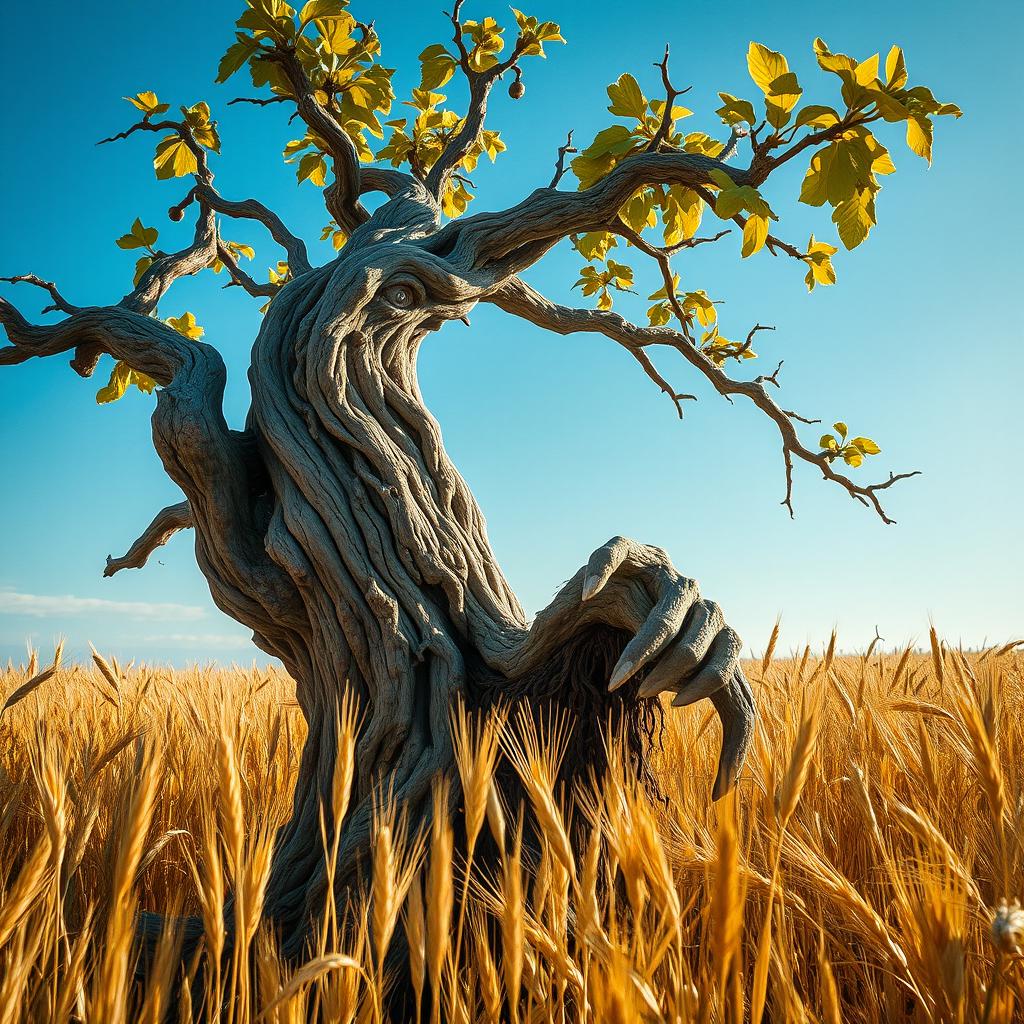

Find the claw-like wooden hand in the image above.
[
  {"left": 581, "top": 536, "right": 755, "bottom": 798},
  {"left": 506, "top": 535, "right": 756, "bottom": 799}
]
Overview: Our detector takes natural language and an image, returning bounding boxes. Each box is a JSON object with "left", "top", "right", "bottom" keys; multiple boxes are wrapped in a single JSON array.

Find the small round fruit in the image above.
[{"left": 508, "top": 80, "right": 525, "bottom": 100}]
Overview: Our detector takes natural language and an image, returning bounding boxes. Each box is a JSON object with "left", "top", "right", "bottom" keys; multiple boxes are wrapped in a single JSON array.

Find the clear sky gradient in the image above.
[{"left": 1, "top": 0, "right": 1020, "bottom": 666}]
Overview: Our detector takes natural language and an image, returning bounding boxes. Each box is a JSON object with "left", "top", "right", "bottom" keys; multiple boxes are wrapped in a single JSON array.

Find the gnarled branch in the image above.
[
  {"left": 193, "top": 185, "right": 313, "bottom": 276},
  {"left": 264, "top": 49, "right": 371, "bottom": 233},
  {"left": 104, "top": 500, "right": 193, "bottom": 577},
  {"left": 0, "top": 299, "right": 205, "bottom": 383},
  {"left": 431, "top": 149, "right": 754, "bottom": 277},
  {"left": 488, "top": 277, "right": 919, "bottom": 523},
  {"left": 423, "top": 1, "right": 527, "bottom": 202}
]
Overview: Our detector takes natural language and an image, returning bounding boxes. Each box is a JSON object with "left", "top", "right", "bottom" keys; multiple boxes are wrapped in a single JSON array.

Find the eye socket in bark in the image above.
[{"left": 381, "top": 279, "right": 422, "bottom": 310}]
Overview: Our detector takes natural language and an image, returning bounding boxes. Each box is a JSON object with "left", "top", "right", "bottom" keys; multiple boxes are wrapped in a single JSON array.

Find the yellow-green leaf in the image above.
[
  {"left": 607, "top": 73, "right": 647, "bottom": 120},
  {"left": 661, "top": 185, "right": 703, "bottom": 245},
  {"left": 832, "top": 188, "right": 875, "bottom": 249},
  {"left": 217, "top": 34, "right": 261, "bottom": 83},
  {"left": 183, "top": 101, "right": 221, "bottom": 152},
  {"left": 851, "top": 436, "right": 881, "bottom": 454},
  {"left": 885, "top": 45, "right": 908, "bottom": 90},
  {"left": 716, "top": 93, "right": 757, "bottom": 126},
  {"left": 682, "top": 290, "right": 717, "bottom": 327},
  {"left": 125, "top": 91, "right": 170, "bottom": 118},
  {"left": 905, "top": 113, "right": 933, "bottom": 163},
  {"left": 742, "top": 214, "right": 769, "bottom": 257},
  {"left": 747, "top": 42, "right": 788, "bottom": 94},
  {"left": 793, "top": 104, "right": 839, "bottom": 130},
  {"left": 297, "top": 151, "right": 328, "bottom": 186},
  {"left": 419, "top": 44, "right": 457, "bottom": 90},
  {"left": 573, "top": 230, "right": 617, "bottom": 261},
  {"left": 116, "top": 218, "right": 159, "bottom": 251},
  {"left": 166, "top": 311, "right": 204, "bottom": 340},
  {"left": 133, "top": 256, "right": 154, "bottom": 287},
  {"left": 153, "top": 135, "right": 198, "bottom": 179}
]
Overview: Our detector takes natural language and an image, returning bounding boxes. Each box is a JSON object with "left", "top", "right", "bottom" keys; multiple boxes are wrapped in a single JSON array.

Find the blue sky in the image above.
[{"left": 1, "top": 0, "right": 1021, "bottom": 666}]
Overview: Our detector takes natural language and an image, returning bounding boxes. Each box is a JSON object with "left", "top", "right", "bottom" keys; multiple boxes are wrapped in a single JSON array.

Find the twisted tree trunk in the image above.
[{"left": 1, "top": 142, "right": 757, "bottom": 965}]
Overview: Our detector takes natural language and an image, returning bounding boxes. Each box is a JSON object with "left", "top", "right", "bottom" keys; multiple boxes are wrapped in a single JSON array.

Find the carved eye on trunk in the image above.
[{"left": 382, "top": 282, "right": 418, "bottom": 310}]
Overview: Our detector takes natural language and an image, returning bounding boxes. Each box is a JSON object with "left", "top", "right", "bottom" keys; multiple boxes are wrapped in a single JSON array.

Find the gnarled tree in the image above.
[{"left": 0, "top": 0, "right": 957, "bottom": 958}]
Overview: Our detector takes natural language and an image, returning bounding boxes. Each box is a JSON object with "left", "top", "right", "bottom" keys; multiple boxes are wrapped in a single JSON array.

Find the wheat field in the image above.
[{"left": 0, "top": 630, "right": 1021, "bottom": 1023}]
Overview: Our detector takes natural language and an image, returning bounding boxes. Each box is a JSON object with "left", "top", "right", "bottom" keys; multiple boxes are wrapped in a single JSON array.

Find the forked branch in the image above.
[
  {"left": 0, "top": 276, "right": 82, "bottom": 316},
  {"left": 431, "top": 148, "right": 755, "bottom": 276},
  {"left": 489, "top": 277, "right": 919, "bottom": 523},
  {"left": 192, "top": 186, "right": 312, "bottom": 276},
  {"left": 424, "top": 1, "right": 527, "bottom": 201}
]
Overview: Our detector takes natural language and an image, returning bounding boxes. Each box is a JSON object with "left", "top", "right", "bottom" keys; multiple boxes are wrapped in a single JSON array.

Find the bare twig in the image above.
[
  {"left": 228, "top": 95, "right": 289, "bottom": 108},
  {"left": 647, "top": 46, "right": 692, "bottom": 153},
  {"left": 0, "top": 276, "right": 82, "bottom": 316},
  {"left": 549, "top": 131, "right": 577, "bottom": 188}
]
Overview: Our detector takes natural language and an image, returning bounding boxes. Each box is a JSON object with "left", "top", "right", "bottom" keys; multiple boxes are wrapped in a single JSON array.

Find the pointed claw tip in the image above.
[
  {"left": 581, "top": 574, "right": 602, "bottom": 601},
  {"left": 712, "top": 761, "right": 739, "bottom": 801},
  {"left": 672, "top": 687, "right": 700, "bottom": 707},
  {"left": 607, "top": 659, "right": 634, "bottom": 692}
]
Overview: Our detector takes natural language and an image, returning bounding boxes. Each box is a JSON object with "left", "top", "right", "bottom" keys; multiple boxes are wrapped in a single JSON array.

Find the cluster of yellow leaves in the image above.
[
  {"left": 260, "top": 261, "right": 293, "bottom": 312},
  {"left": 462, "top": 16, "right": 505, "bottom": 72},
  {"left": 645, "top": 274, "right": 718, "bottom": 331},
  {"left": 378, "top": 10, "right": 560, "bottom": 218},
  {"left": 378, "top": 88, "right": 506, "bottom": 217},
  {"left": 511, "top": 8, "right": 564, "bottom": 57},
  {"left": 283, "top": 131, "right": 333, "bottom": 186},
  {"left": 818, "top": 421, "right": 881, "bottom": 467},
  {"left": 643, "top": 277, "right": 752, "bottom": 365},
  {"left": 571, "top": 73, "right": 701, "bottom": 190},
  {"left": 803, "top": 234, "right": 838, "bottom": 291},
  {"left": 94, "top": 269, "right": 205, "bottom": 403},
  {"left": 421, "top": 9, "right": 564, "bottom": 81},
  {"left": 218, "top": 0, "right": 396, "bottom": 180},
  {"left": 572, "top": 260, "right": 633, "bottom": 311},
  {"left": 722, "top": 38, "right": 961, "bottom": 251},
  {"left": 571, "top": 73, "right": 728, "bottom": 308},
  {"left": 700, "top": 326, "right": 757, "bottom": 366},
  {"left": 143, "top": 100, "right": 220, "bottom": 180},
  {"left": 321, "top": 220, "right": 348, "bottom": 251},
  {"left": 95, "top": 361, "right": 157, "bottom": 404},
  {"left": 166, "top": 311, "right": 205, "bottom": 340}
]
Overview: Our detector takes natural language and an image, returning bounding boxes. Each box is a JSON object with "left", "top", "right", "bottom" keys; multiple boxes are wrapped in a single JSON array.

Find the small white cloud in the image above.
[
  {"left": 0, "top": 590, "right": 205, "bottom": 621},
  {"left": 142, "top": 632, "right": 253, "bottom": 649}
]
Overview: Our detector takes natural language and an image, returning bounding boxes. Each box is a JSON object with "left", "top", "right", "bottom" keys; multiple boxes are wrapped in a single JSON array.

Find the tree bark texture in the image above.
[{"left": 1, "top": 161, "right": 756, "bottom": 961}]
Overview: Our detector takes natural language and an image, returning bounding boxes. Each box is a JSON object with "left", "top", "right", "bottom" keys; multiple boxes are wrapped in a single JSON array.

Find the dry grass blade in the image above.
[
  {"left": 2, "top": 640, "right": 63, "bottom": 713},
  {"left": 0, "top": 636, "right": 1018, "bottom": 1022}
]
